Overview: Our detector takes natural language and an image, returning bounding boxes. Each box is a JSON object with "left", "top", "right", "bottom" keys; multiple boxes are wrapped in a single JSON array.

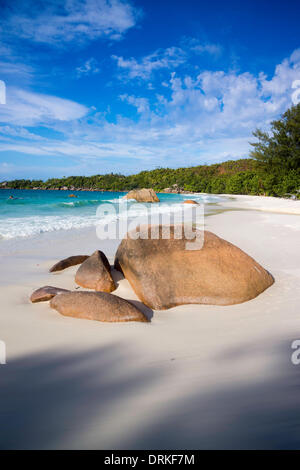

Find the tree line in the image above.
[{"left": 2, "top": 103, "right": 300, "bottom": 198}]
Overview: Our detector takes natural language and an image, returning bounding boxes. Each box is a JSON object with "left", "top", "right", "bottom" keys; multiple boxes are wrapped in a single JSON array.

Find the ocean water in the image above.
[{"left": 0, "top": 189, "right": 222, "bottom": 240}]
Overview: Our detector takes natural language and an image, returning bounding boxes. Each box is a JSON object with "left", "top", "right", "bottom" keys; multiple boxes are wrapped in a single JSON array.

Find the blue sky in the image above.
[{"left": 0, "top": 0, "right": 300, "bottom": 180}]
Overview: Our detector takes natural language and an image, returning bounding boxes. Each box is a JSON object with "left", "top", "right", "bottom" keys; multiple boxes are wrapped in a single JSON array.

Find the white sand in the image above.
[
  {"left": 0, "top": 194, "right": 300, "bottom": 449},
  {"left": 206, "top": 192, "right": 300, "bottom": 214}
]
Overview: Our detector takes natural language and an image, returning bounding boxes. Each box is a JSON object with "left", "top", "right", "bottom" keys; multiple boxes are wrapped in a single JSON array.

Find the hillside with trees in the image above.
[{"left": 2, "top": 104, "right": 300, "bottom": 198}]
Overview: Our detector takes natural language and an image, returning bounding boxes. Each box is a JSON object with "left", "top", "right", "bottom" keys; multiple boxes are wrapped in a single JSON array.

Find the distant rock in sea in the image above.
[
  {"left": 123, "top": 188, "right": 160, "bottom": 203},
  {"left": 183, "top": 200, "right": 199, "bottom": 204}
]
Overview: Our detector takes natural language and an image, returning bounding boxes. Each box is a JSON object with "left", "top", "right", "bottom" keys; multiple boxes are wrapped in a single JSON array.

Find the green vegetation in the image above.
[
  {"left": 250, "top": 103, "right": 300, "bottom": 171},
  {"left": 3, "top": 158, "right": 299, "bottom": 198},
  {"left": 2, "top": 104, "right": 300, "bottom": 198}
]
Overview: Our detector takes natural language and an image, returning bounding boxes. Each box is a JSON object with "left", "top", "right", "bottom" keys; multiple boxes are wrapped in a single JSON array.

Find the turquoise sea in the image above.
[{"left": 0, "top": 189, "right": 222, "bottom": 240}]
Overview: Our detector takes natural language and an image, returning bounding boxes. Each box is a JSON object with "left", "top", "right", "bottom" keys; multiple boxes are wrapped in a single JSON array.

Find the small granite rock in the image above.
[
  {"left": 50, "top": 255, "right": 89, "bottom": 272},
  {"left": 30, "top": 286, "right": 70, "bottom": 303},
  {"left": 50, "top": 291, "right": 149, "bottom": 323},
  {"left": 75, "top": 250, "right": 116, "bottom": 292}
]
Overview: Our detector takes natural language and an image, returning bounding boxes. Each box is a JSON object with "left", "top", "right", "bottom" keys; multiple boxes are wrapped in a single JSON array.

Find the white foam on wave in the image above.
[
  {"left": 58, "top": 199, "right": 100, "bottom": 208},
  {"left": 0, "top": 215, "right": 99, "bottom": 239},
  {"left": 182, "top": 194, "right": 222, "bottom": 203},
  {"left": 0, "top": 202, "right": 192, "bottom": 240},
  {"left": 0, "top": 194, "right": 216, "bottom": 240},
  {"left": 101, "top": 197, "right": 128, "bottom": 203}
]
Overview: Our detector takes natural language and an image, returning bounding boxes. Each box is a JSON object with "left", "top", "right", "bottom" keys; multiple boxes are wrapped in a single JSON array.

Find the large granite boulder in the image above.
[
  {"left": 123, "top": 188, "right": 160, "bottom": 203},
  {"left": 50, "top": 291, "right": 149, "bottom": 323},
  {"left": 50, "top": 255, "right": 89, "bottom": 272},
  {"left": 114, "top": 225, "right": 274, "bottom": 309},
  {"left": 30, "top": 286, "right": 70, "bottom": 303},
  {"left": 75, "top": 250, "right": 116, "bottom": 293}
]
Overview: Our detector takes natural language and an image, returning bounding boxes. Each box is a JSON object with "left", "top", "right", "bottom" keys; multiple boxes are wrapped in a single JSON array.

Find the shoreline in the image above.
[
  {"left": 0, "top": 193, "right": 298, "bottom": 245},
  {"left": 0, "top": 187, "right": 127, "bottom": 192},
  {"left": 197, "top": 193, "right": 300, "bottom": 215},
  {"left": 2, "top": 186, "right": 300, "bottom": 202}
]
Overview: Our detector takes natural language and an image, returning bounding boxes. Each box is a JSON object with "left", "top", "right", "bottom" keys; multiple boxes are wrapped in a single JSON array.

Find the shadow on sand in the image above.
[
  {"left": 0, "top": 344, "right": 160, "bottom": 449},
  {"left": 131, "top": 338, "right": 300, "bottom": 449},
  {"left": 1, "top": 338, "right": 300, "bottom": 449}
]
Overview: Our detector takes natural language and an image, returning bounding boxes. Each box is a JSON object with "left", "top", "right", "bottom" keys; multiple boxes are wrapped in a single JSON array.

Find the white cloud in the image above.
[
  {"left": 182, "top": 37, "right": 222, "bottom": 57},
  {"left": 76, "top": 58, "right": 100, "bottom": 77},
  {"left": 0, "top": 43, "right": 34, "bottom": 83},
  {"left": 112, "top": 47, "right": 187, "bottom": 80},
  {"left": 1, "top": 49, "right": 300, "bottom": 173},
  {"left": 0, "top": 125, "right": 44, "bottom": 141},
  {"left": 0, "top": 161, "right": 16, "bottom": 175},
  {"left": 192, "top": 44, "right": 222, "bottom": 56},
  {"left": 1, "top": 0, "right": 140, "bottom": 46},
  {"left": 0, "top": 61, "right": 34, "bottom": 81},
  {"left": 83, "top": 48, "right": 300, "bottom": 164},
  {"left": 112, "top": 39, "right": 223, "bottom": 82},
  {"left": 0, "top": 88, "right": 89, "bottom": 126},
  {"left": 260, "top": 48, "right": 300, "bottom": 100},
  {"left": 0, "top": 140, "right": 156, "bottom": 161},
  {"left": 119, "top": 94, "right": 150, "bottom": 114}
]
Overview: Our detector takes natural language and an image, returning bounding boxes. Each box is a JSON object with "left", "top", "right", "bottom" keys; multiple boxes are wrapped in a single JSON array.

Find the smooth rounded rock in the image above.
[
  {"left": 183, "top": 200, "right": 199, "bottom": 204},
  {"left": 123, "top": 188, "right": 160, "bottom": 203},
  {"left": 50, "top": 255, "right": 89, "bottom": 272},
  {"left": 30, "top": 286, "right": 70, "bottom": 303},
  {"left": 75, "top": 250, "right": 116, "bottom": 292},
  {"left": 50, "top": 291, "right": 149, "bottom": 323},
  {"left": 114, "top": 224, "right": 275, "bottom": 309}
]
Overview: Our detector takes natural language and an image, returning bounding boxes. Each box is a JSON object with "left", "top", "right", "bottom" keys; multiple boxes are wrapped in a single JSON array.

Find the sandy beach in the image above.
[{"left": 0, "top": 194, "right": 300, "bottom": 449}]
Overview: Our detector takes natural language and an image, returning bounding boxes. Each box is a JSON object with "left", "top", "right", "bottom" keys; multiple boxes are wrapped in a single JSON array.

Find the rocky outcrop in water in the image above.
[{"left": 123, "top": 188, "right": 160, "bottom": 203}]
